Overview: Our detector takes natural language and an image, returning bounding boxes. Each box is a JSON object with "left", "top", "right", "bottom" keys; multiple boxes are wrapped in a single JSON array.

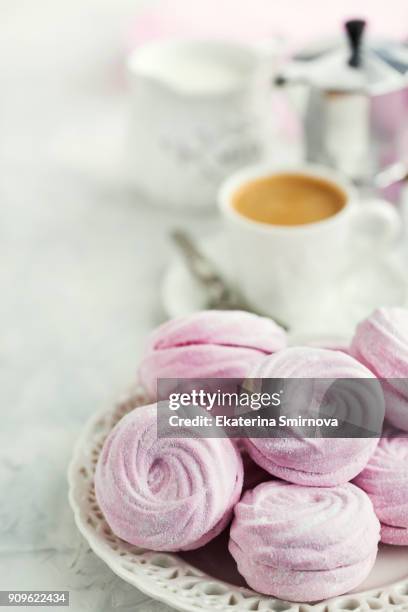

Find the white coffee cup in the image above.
[{"left": 218, "top": 163, "right": 401, "bottom": 325}]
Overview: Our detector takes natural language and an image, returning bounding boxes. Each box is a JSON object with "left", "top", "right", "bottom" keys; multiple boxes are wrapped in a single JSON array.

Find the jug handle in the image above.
[{"left": 274, "top": 62, "right": 312, "bottom": 118}]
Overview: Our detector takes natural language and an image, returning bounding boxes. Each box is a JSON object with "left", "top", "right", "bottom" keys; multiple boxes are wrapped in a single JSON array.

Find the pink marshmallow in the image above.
[
  {"left": 354, "top": 429, "right": 408, "bottom": 545},
  {"left": 229, "top": 480, "right": 380, "bottom": 602},
  {"left": 302, "top": 335, "right": 350, "bottom": 353},
  {"left": 95, "top": 403, "right": 243, "bottom": 551},
  {"left": 351, "top": 307, "right": 408, "bottom": 432},
  {"left": 138, "top": 310, "right": 287, "bottom": 398},
  {"left": 244, "top": 347, "right": 383, "bottom": 486}
]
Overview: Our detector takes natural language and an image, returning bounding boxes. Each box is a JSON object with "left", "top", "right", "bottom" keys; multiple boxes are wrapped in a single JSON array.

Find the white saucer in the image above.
[{"left": 162, "top": 233, "right": 408, "bottom": 341}]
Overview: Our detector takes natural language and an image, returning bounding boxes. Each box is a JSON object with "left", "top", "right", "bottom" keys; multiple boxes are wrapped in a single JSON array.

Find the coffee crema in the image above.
[{"left": 232, "top": 174, "right": 347, "bottom": 226}]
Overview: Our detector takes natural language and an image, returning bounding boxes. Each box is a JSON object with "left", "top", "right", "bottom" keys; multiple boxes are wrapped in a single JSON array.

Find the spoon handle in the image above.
[
  {"left": 171, "top": 230, "right": 232, "bottom": 308},
  {"left": 171, "top": 230, "right": 225, "bottom": 284},
  {"left": 170, "top": 229, "right": 289, "bottom": 330}
]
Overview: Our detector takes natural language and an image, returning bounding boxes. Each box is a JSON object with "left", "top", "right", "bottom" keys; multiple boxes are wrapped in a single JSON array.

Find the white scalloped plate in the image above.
[{"left": 68, "top": 390, "right": 408, "bottom": 612}]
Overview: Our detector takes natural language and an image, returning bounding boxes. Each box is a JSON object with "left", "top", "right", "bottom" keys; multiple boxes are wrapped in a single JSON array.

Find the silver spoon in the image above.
[{"left": 171, "top": 229, "right": 289, "bottom": 330}]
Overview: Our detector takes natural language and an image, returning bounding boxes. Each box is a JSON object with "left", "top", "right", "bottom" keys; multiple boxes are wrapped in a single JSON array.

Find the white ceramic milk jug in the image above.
[{"left": 127, "top": 39, "right": 278, "bottom": 209}]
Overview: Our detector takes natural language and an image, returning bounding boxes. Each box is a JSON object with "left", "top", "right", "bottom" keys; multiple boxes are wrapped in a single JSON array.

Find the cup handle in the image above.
[{"left": 349, "top": 198, "right": 401, "bottom": 251}]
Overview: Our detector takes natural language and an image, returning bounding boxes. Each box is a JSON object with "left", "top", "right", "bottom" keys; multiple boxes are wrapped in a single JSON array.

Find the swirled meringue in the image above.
[
  {"left": 354, "top": 430, "right": 408, "bottom": 544},
  {"left": 351, "top": 307, "right": 408, "bottom": 431},
  {"left": 138, "top": 310, "right": 287, "bottom": 398},
  {"left": 244, "top": 347, "right": 383, "bottom": 486},
  {"left": 229, "top": 480, "right": 380, "bottom": 601},
  {"left": 95, "top": 403, "right": 243, "bottom": 551}
]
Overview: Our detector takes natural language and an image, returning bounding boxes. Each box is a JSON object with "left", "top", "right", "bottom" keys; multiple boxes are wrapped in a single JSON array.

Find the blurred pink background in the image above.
[{"left": 128, "top": 0, "right": 408, "bottom": 51}]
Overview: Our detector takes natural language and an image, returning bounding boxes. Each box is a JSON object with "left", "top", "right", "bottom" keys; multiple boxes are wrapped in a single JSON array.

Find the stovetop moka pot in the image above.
[{"left": 276, "top": 20, "right": 408, "bottom": 190}]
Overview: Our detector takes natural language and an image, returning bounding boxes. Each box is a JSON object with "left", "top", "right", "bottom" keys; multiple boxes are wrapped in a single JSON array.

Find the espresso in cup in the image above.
[{"left": 232, "top": 173, "right": 347, "bottom": 226}]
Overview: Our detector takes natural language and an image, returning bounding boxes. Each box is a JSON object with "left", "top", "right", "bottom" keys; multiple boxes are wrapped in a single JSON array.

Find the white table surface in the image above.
[{"left": 0, "top": 1, "right": 218, "bottom": 610}]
